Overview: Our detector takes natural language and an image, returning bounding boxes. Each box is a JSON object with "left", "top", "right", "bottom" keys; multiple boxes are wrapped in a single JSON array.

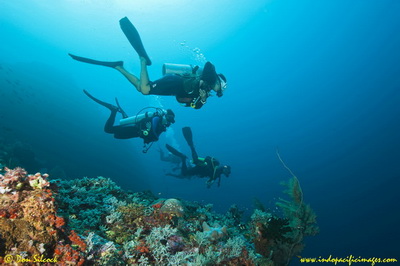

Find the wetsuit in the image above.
[
  {"left": 149, "top": 74, "right": 205, "bottom": 109},
  {"left": 148, "top": 62, "right": 219, "bottom": 109},
  {"left": 182, "top": 156, "right": 223, "bottom": 179},
  {"left": 104, "top": 109, "right": 166, "bottom": 143}
]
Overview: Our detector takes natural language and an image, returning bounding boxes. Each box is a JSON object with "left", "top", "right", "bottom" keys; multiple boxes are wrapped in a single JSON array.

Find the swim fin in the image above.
[
  {"left": 182, "top": 127, "right": 194, "bottom": 148},
  {"left": 69, "top": 54, "right": 123, "bottom": 68},
  {"left": 119, "top": 17, "right": 152, "bottom": 66},
  {"left": 115, "top": 97, "right": 128, "bottom": 118},
  {"left": 83, "top": 90, "right": 119, "bottom": 111},
  {"left": 166, "top": 144, "right": 187, "bottom": 159}
]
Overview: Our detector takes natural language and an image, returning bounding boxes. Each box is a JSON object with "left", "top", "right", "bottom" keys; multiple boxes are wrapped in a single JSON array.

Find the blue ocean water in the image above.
[{"left": 1, "top": 0, "right": 399, "bottom": 261}]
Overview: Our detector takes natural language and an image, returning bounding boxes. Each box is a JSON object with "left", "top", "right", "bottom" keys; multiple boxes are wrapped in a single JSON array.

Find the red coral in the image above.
[
  {"left": 7, "top": 207, "right": 20, "bottom": 219},
  {"left": 9, "top": 213, "right": 18, "bottom": 219},
  {"left": 136, "top": 245, "right": 150, "bottom": 253},
  {"left": 0, "top": 209, "right": 8, "bottom": 218},
  {"left": 152, "top": 203, "right": 163, "bottom": 209},
  {"left": 68, "top": 230, "right": 87, "bottom": 251},
  {"left": 54, "top": 243, "right": 85, "bottom": 266},
  {"left": 136, "top": 240, "right": 150, "bottom": 253},
  {"left": 54, "top": 246, "right": 63, "bottom": 256},
  {"left": 55, "top": 216, "right": 65, "bottom": 229},
  {"left": 48, "top": 214, "right": 56, "bottom": 223}
]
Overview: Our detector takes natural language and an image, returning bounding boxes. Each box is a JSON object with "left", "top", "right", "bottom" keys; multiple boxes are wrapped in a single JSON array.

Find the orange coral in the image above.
[
  {"left": 0, "top": 209, "right": 7, "bottom": 218},
  {"left": 136, "top": 240, "right": 150, "bottom": 253},
  {"left": 136, "top": 245, "right": 150, "bottom": 253},
  {"left": 151, "top": 199, "right": 165, "bottom": 210},
  {"left": 68, "top": 230, "right": 87, "bottom": 251},
  {"left": 55, "top": 216, "right": 65, "bottom": 228},
  {"left": 54, "top": 243, "right": 85, "bottom": 266},
  {"left": 8, "top": 213, "right": 18, "bottom": 219}
]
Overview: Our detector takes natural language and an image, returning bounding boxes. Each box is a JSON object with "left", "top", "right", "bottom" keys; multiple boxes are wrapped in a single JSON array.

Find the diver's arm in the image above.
[
  {"left": 188, "top": 93, "right": 205, "bottom": 109},
  {"left": 190, "top": 99, "right": 205, "bottom": 109},
  {"left": 189, "top": 81, "right": 208, "bottom": 109},
  {"left": 151, "top": 116, "right": 163, "bottom": 140},
  {"left": 199, "top": 81, "right": 208, "bottom": 101}
]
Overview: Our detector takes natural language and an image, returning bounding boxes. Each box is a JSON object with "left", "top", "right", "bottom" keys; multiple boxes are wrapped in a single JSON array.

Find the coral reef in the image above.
[
  {"left": 0, "top": 167, "right": 85, "bottom": 265},
  {"left": 0, "top": 165, "right": 318, "bottom": 265}
]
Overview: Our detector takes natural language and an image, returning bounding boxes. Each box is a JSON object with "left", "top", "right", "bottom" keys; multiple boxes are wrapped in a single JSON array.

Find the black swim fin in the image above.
[
  {"left": 166, "top": 144, "right": 187, "bottom": 159},
  {"left": 119, "top": 17, "right": 152, "bottom": 66},
  {"left": 83, "top": 90, "right": 119, "bottom": 111},
  {"left": 182, "top": 127, "right": 194, "bottom": 148},
  {"left": 69, "top": 53, "right": 123, "bottom": 68},
  {"left": 115, "top": 98, "right": 128, "bottom": 118}
]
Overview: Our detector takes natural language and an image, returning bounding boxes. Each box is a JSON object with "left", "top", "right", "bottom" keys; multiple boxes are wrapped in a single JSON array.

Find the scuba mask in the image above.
[
  {"left": 162, "top": 109, "right": 175, "bottom": 126},
  {"left": 217, "top": 74, "right": 227, "bottom": 97}
]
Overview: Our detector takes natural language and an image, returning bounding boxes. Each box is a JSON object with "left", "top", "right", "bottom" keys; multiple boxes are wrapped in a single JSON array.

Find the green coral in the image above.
[{"left": 54, "top": 176, "right": 130, "bottom": 234}]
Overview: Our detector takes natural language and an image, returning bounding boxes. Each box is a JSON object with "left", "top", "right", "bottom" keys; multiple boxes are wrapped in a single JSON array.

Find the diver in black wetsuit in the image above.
[
  {"left": 69, "top": 17, "right": 227, "bottom": 109},
  {"left": 83, "top": 90, "right": 175, "bottom": 147},
  {"left": 166, "top": 127, "right": 231, "bottom": 188}
]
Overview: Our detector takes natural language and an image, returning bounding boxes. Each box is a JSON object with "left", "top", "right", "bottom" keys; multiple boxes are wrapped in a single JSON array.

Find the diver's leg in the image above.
[
  {"left": 181, "top": 158, "right": 189, "bottom": 176},
  {"left": 114, "top": 57, "right": 151, "bottom": 95},
  {"left": 104, "top": 109, "right": 118, "bottom": 134},
  {"left": 182, "top": 127, "right": 199, "bottom": 163},
  {"left": 139, "top": 57, "right": 151, "bottom": 94},
  {"left": 113, "top": 126, "right": 140, "bottom": 139},
  {"left": 114, "top": 65, "right": 141, "bottom": 92},
  {"left": 165, "top": 144, "right": 187, "bottom": 159}
]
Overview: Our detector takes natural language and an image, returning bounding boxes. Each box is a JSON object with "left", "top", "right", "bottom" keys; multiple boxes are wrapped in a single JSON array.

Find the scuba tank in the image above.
[
  {"left": 119, "top": 112, "right": 155, "bottom": 126},
  {"left": 163, "top": 64, "right": 205, "bottom": 108},
  {"left": 163, "top": 63, "right": 211, "bottom": 108},
  {"left": 119, "top": 108, "right": 167, "bottom": 126},
  {"left": 162, "top": 63, "right": 203, "bottom": 78},
  {"left": 119, "top": 113, "right": 154, "bottom": 138},
  {"left": 118, "top": 107, "right": 167, "bottom": 153}
]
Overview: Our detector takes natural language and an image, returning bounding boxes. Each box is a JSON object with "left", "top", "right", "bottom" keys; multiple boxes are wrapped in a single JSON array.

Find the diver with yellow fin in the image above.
[
  {"left": 69, "top": 17, "right": 227, "bottom": 109},
  {"left": 83, "top": 89, "right": 175, "bottom": 152},
  {"left": 166, "top": 127, "right": 231, "bottom": 188}
]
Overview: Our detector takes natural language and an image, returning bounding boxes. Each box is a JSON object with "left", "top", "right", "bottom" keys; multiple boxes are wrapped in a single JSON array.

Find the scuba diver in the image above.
[
  {"left": 69, "top": 16, "right": 227, "bottom": 109},
  {"left": 83, "top": 90, "right": 175, "bottom": 152},
  {"left": 165, "top": 127, "right": 231, "bottom": 188}
]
